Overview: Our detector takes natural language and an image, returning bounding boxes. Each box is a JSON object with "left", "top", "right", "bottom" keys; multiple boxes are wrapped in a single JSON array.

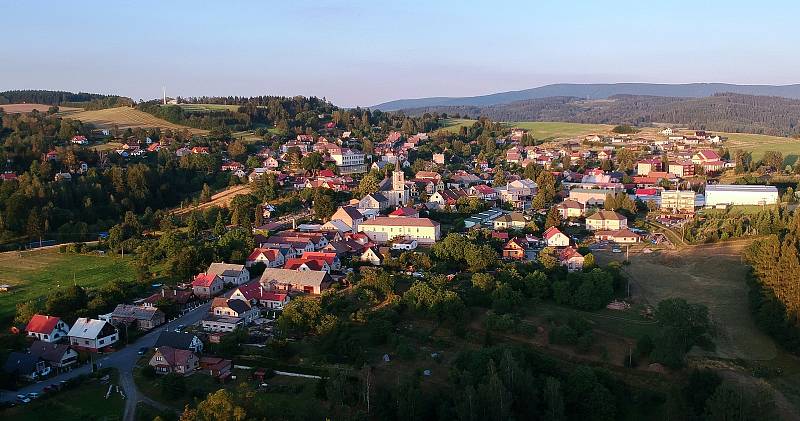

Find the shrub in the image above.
[{"left": 549, "top": 325, "right": 578, "bottom": 345}]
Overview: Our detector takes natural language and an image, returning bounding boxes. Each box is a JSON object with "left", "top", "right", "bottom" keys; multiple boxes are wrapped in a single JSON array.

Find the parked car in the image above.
[
  {"left": 27, "top": 392, "right": 40, "bottom": 399},
  {"left": 16, "top": 395, "right": 30, "bottom": 403},
  {"left": 138, "top": 347, "right": 149, "bottom": 355},
  {"left": 612, "top": 247, "right": 622, "bottom": 253}
]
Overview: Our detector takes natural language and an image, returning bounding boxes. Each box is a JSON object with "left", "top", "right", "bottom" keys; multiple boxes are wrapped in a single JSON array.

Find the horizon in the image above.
[{"left": 3, "top": 1, "right": 800, "bottom": 107}]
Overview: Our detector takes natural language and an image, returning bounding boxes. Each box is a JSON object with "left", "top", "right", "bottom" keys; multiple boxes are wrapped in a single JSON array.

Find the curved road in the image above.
[{"left": 1, "top": 302, "right": 211, "bottom": 421}]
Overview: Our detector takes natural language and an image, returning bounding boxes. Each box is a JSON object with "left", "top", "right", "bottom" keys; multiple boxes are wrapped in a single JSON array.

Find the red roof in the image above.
[
  {"left": 301, "top": 252, "right": 336, "bottom": 265},
  {"left": 318, "top": 169, "right": 336, "bottom": 178},
  {"left": 635, "top": 188, "right": 658, "bottom": 196},
  {"left": 247, "top": 248, "right": 281, "bottom": 262},
  {"left": 543, "top": 226, "right": 564, "bottom": 240},
  {"left": 192, "top": 273, "right": 219, "bottom": 287},
  {"left": 389, "top": 207, "right": 417, "bottom": 216},
  {"left": 284, "top": 258, "right": 325, "bottom": 271},
  {"left": 26, "top": 314, "right": 61, "bottom": 334}
]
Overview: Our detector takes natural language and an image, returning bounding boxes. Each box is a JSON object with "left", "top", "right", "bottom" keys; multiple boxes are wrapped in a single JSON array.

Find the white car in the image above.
[
  {"left": 27, "top": 392, "right": 40, "bottom": 399},
  {"left": 612, "top": 248, "right": 622, "bottom": 253},
  {"left": 16, "top": 394, "right": 30, "bottom": 403}
]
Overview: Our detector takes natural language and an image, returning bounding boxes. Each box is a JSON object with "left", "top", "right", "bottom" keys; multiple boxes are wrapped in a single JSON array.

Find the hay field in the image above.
[
  {"left": 60, "top": 107, "right": 207, "bottom": 134},
  {"left": 173, "top": 103, "right": 241, "bottom": 112},
  {"left": 0, "top": 103, "right": 82, "bottom": 113}
]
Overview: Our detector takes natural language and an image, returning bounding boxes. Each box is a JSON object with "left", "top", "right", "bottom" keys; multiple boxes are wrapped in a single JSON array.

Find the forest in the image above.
[{"left": 401, "top": 93, "right": 800, "bottom": 136}]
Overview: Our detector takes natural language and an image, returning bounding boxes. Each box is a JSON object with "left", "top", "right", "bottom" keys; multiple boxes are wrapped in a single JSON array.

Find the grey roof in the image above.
[
  {"left": 207, "top": 263, "right": 247, "bottom": 277},
  {"left": 258, "top": 268, "right": 330, "bottom": 289},
  {"left": 226, "top": 299, "right": 251, "bottom": 314},
  {"left": 155, "top": 331, "right": 200, "bottom": 351},
  {"left": 29, "top": 340, "right": 72, "bottom": 363},
  {"left": 3, "top": 352, "right": 39, "bottom": 374},
  {"left": 705, "top": 184, "right": 778, "bottom": 193}
]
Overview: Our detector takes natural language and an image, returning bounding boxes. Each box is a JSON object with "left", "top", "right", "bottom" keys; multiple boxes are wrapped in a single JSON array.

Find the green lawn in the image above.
[
  {"left": 723, "top": 132, "right": 800, "bottom": 164},
  {"left": 0, "top": 371, "right": 124, "bottom": 421},
  {"left": 440, "top": 119, "right": 613, "bottom": 140},
  {"left": 0, "top": 249, "right": 134, "bottom": 323},
  {"left": 531, "top": 301, "right": 658, "bottom": 340}
]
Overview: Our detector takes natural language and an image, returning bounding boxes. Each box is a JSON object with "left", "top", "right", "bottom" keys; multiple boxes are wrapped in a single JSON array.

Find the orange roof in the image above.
[{"left": 192, "top": 273, "right": 219, "bottom": 287}]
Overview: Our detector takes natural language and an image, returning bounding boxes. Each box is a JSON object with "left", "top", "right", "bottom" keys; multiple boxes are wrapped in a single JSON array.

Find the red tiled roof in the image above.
[
  {"left": 543, "top": 226, "right": 564, "bottom": 240},
  {"left": 25, "top": 314, "right": 60, "bottom": 334},
  {"left": 247, "top": 248, "right": 280, "bottom": 262},
  {"left": 192, "top": 273, "right": 219, "bottom": 287}
]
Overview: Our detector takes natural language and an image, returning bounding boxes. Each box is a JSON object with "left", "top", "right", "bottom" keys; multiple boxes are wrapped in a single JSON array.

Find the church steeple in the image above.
[{"left": 392, "top": 169, "right": 404, "bottom": 191}]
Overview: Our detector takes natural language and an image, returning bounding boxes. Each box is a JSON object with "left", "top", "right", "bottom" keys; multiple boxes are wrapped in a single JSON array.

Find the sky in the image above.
[{"left": 2, "top": 0, "right": 799, "bottom": 107}]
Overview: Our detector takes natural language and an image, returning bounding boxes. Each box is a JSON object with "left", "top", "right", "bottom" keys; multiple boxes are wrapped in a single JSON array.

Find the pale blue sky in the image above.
[{"left": 1, "top": 0, "right": 798, "bottom": 106}]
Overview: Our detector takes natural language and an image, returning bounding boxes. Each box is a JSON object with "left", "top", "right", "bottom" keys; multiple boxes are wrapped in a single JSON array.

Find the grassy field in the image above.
[
  {"left": 59, "top": 107, "right": 207, "bottom": 135},
  {"left": 0, "top": 371, "right": 124, "bottom": 420},
  {"left": 0, "top": 248, "right": 134, "bottom": 323},
  {"left": 440, "top": 118, "right": 614, "bottom": 140},
  {"left": 597, "top": 241, "right": 776, "bottom": 361},
  {"left": 722, "top": 132, "right": 800, "bottom": 164}
]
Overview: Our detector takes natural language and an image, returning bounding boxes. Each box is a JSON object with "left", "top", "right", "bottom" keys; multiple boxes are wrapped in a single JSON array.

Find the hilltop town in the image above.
[{"left": 1, "top": 93, "right": 798, "bottom": 420}]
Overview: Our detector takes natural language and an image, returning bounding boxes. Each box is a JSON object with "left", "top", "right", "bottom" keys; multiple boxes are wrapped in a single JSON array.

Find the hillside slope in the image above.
[{"left": 371, "top": 83, "right": 800, "bottom": 110}]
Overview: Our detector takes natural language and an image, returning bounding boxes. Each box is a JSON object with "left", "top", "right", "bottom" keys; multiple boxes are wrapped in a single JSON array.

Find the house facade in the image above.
[{"left": 25, "top": 314, "right": 70, "bottom": 343}]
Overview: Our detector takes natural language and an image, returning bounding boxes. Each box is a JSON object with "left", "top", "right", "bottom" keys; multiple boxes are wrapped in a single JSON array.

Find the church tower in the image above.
[{"left": 390, "top": 170, "right": 407, "bottom": 207}]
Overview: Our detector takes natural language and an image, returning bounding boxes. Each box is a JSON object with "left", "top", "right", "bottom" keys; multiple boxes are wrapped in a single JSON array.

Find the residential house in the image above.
[
  {"left": 154, "top": 331, "right": 204, "bottom": 353},
  {"left": 391, "top": 238, "right": 418, "bottom": 250},
  {"left": 568, "top": 188, "right": 620, "bottom": 206},
  {"left": 29, "top": 340, "right": 79, "bottom": 371},
  {"left": 191, "top": 273, "right": 224, "bottom": 298},
  {"left": 149, "top": 346, "right": 199, "bottom": 375},
  {"left": 543, "top": 226, "right": 570, "bottom": 247},
  {"left": 227, "top": 281, "right": 291, "bottom": 310},
  {"left": 246, "top": 248, "right": 285, "bottom": 268},
  {"left": 559, "top": 247, "right": 585, "bottom": 272},
  {"left": 358, "top": 217, "right": 441, "bottom": 245},
  {"left": 503, "top": 237, "right": 528, "bottom": 260},
  {"left": 555, "top": 199, "right": 584, "bottom": 219},
  {"left": 586, "top": 210, "right": 627, "bottom": 231},
  {"left": 67, "top": 318, "right": 119, "bottom": 352},
  {"left": 210, "top": 298, "right": 259, "bottom": 324},
  {"left": 206, "top": 263, "right": 250, "bottom": 286},
  {"left": 468, "top": 184, "right": 498, "bottom": 201},
  {"left": 201, "top": 316, "right": 244, "bottom": 333},
  {"left": 493, "top": 212, "right": 527, "bottom": 231},
  {"left": 594, "top": 229, "right": 641, "bottom": 244},
  {"left": 142, "top": 288, "right": 196, "bottom": 313},
  {"left": 328, "top": 205, "right": 364, "bottom": 232},
  {"left": 110, "top": 304, "right": 165, "bottom": 331},
  {"left": 25, "top": 314, "right": 70, "bottom": 343},
  {"left": 497, "top": 179, "right": 537, "bottom": 209},
  {"left": 360, "top": 247, "right": 385, "bottom": 266},
  {"left": 284, "top": 257, "right": 331, "bottom": 273},
  {"left": 258, "top": 268, "right": 333, "bottom": 294},
  {"left": 3, "top": 352, "right": 46, "bottom": 380}
]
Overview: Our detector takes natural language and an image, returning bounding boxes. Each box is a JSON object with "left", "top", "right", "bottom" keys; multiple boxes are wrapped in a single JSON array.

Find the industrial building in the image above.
[{"left": 704, "top": 184, "right": 778, "bottom": 207}]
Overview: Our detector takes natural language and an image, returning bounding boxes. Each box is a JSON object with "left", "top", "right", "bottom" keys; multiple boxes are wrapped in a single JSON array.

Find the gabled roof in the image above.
[
  {"left": 153, "top": 346, "right": 195, "bottom": 367},
  {"left": 3, "top": 352, "right": 39, "bottom": 374},
  {"left": 67, "top": 318, "right": 111, "bottom": 340},
  {"left": 543, "top": 226, "right": 565, "bottom": 240},
  {"left": 586, "top": 210, "right": 626, "bottom": 222},
  {"left": 284, "top": 258, "right": 326, "bottom": 271},
  {"left": 26, "top": 314, "right": 62, "bottom": 334},
  {"left": 207, "top": 262, "right": 246, "bottom": 278},
  {"left": 155, "top": 331, "right": 201, "bottom": 351},
  {"left": 359, "top": 216, "right": 439, "bottom": 228},
  {"left": 247, "top": 248, "right": 281, "bottom": 262},
  {"left": 29, "top": 340, "right": 72, "bottom": 363},
  {"left": 258, "top": 268, "right": 330, "bottom": 289},
  {"left": 192, "top": 273, "right": 221, "bottom": 287}
]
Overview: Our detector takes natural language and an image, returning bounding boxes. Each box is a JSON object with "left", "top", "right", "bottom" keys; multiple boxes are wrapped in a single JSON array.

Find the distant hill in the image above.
[
  {"left": 402, "top": 93, "right": 800, "bottom": 137},
  {"left": 371, "top": 83, "right": 800, "bottom": 110}
]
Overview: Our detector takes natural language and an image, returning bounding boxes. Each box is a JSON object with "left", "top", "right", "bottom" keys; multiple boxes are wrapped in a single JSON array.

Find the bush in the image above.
[
  {"left": 549, "top": 325, "right": 578, "bottom": 345},
  {"left": 636, "top": 334, "right": 654, "bottom": 357},
  {"left": 141, "top": 365, "right": 157, "bottom": 379},
  {"left": 576, "top": 331, "right": 595, "bottom": 353}
]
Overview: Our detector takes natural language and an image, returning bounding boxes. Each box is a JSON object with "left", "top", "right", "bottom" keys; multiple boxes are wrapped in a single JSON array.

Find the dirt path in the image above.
[{"left": 173, "top": 184, "right": 252, "bottom": 215}]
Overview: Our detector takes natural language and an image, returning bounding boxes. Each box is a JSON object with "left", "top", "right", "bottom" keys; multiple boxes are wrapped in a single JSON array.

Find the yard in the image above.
[
  {"left": 0, "top": 370, "right": 124, "bottom": 421},
  {"left": 0, "top": 248, "right": 134, "bottom": 323}
]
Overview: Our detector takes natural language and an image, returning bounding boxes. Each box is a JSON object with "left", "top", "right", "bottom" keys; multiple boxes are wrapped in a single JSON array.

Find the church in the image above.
[{"left": 379, "top": 170, "right": 410, "bottom": 208}]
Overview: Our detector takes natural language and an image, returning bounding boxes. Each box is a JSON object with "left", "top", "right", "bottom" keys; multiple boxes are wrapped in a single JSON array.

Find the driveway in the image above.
[{"left": 1, "top": 302, "right": 211, "bottom": 421}]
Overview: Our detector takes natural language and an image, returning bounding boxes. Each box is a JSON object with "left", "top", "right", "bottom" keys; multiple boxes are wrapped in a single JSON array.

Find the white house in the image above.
[
  {"left": 25, "top": 314, "right": 70, "bottom": 343},
  {"left": 205, "top": 262, "right": 250, "bottom": 285},
  {"left": 543, "top": 226, "right": 570, "bottom": 247},
  {"left": 67, "top": 318, "right": 119, "bottom": 352}
]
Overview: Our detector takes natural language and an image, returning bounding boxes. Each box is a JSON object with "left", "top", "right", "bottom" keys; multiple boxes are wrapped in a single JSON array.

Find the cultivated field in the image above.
[
  {"left": 0, "top": 248, "right": 134, "bottom": 323},
  {"left": 723, "top": 132, "right": 800, "bottom": 164},
  {"left": 441, "top": 118, "right": 614, "bottom": 140},
  {"left": 0, "top": 103, "right": 82, "bottom": 113},
  {"left": 59, "top": 107, "right": 207, "bottom": 135},
  {"left": 598, "top": 241, "right": 777, "bottom": 361}
]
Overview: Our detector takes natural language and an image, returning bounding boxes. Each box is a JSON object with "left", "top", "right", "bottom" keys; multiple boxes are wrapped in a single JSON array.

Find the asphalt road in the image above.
[{"left": 1, "top": 302, "right": 211, "bottom": 421}]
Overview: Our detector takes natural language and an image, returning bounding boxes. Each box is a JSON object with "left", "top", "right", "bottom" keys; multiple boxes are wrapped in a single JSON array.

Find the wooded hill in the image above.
[{"left": 401, "top": 93, "right": 800, "bottom": 137}]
